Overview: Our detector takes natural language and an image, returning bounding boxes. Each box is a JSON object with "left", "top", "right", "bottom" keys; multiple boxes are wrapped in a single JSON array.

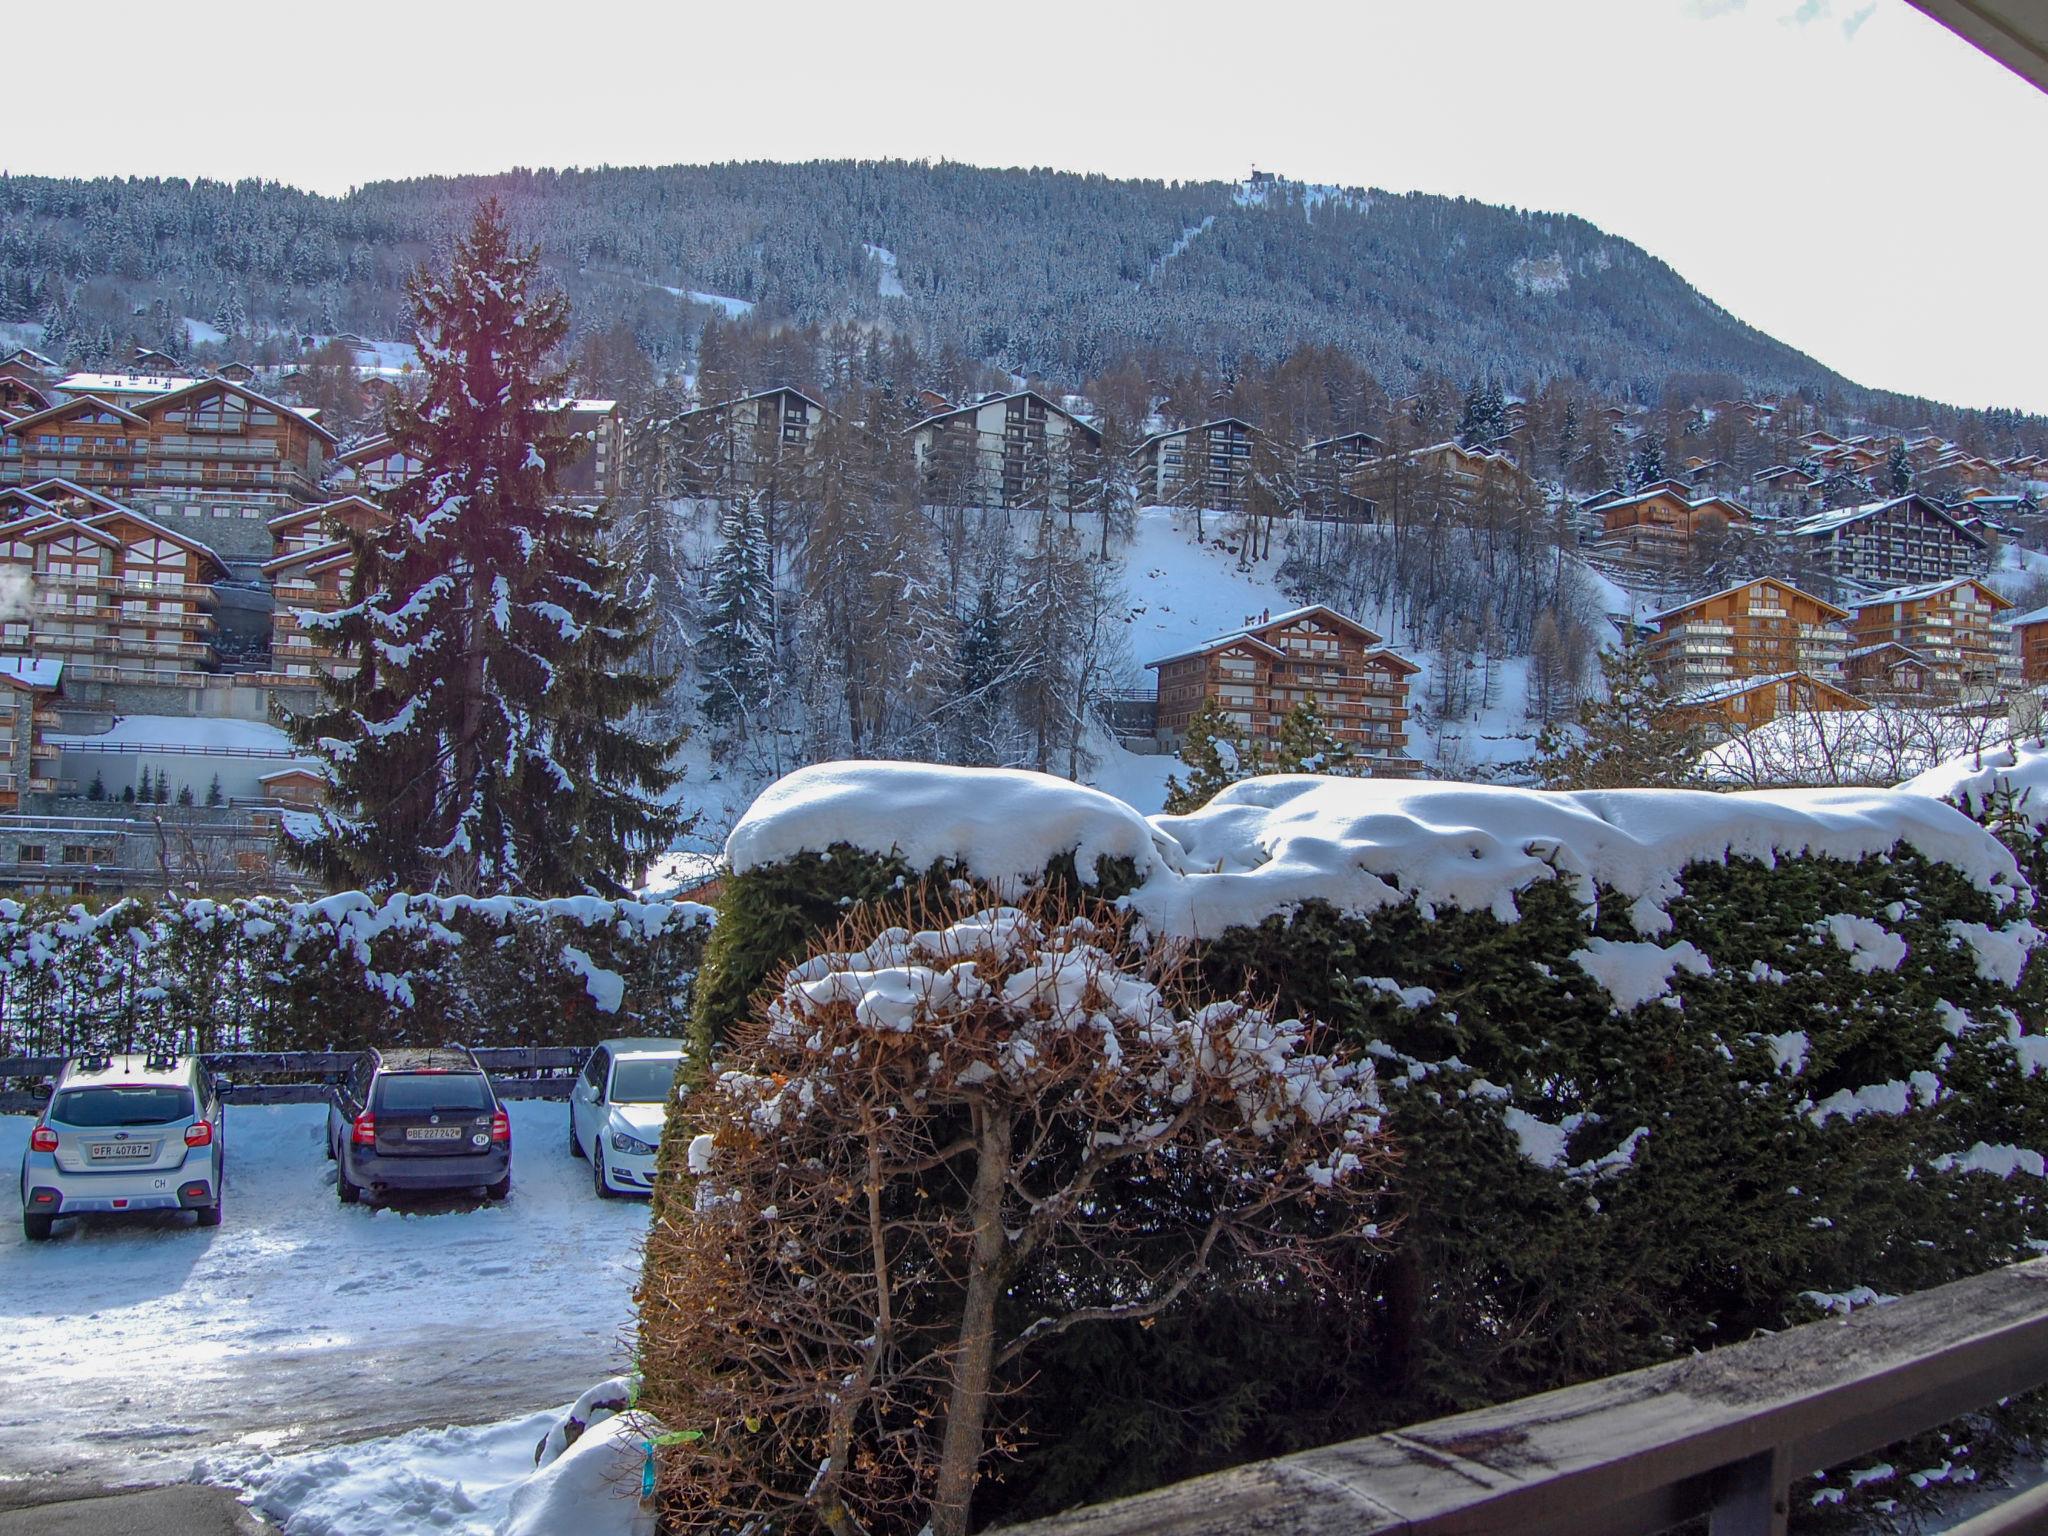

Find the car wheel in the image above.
[
  {"left": 569, "top": 1112, "right": 585, "bottom": 1159},
  {"left": 22, "top": 1212, "right": 52, "bottom": 1242},
  {"left": 337, "top": 1163, "right": 362, "bottom": 1205},
  {"left": 484, "top": 1175, "right": 511, "bottom": 1202},
  {"left": 324, "top": 1127, "right": 336, "bottom": 1161},
  {"left": 196, "top": 1191, "right": 223, "bottom": 1228},
  {"left": 593, "top": 1146, "right": 619, "bottom": 1200}
]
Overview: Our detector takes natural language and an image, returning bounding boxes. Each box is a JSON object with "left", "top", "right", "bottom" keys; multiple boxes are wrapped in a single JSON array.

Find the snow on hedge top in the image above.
[
  {"left": 729, "top": 764, "right": 2023, "bottom": 935},
  {"left": 727, "top": 760, "right": 1174, "bottom": 887},
  {"left": 1903, "top": 737, "right": 2048, "bottom": 824}
]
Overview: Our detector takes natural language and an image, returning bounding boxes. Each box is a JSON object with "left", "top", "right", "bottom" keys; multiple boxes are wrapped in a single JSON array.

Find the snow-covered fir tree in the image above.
[
  {"left": 698, "top": 494, "right": 777, "bottom": 732},
  {"left": 1532, "top": 639, "right": 1701, "bottom": 789},
  {"left": 288, "top": 199, "right": 685, "bottom": 897}
]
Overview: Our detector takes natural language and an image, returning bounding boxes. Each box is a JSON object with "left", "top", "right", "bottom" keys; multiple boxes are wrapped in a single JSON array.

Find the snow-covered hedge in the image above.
[
  {"left": 0, "top": 890, "right": 714, "bottom": 1059},
  {"left": 668, "top": 761, "right": 2048, "bottom": 1526}
]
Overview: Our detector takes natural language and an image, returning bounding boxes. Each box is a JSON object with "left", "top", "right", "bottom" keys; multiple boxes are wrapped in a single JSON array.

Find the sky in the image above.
[{"left": 8, "top": 0, "right": 2045, "bottom": 413}]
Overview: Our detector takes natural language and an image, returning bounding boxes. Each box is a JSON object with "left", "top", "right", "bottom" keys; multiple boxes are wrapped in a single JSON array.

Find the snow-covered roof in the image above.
[
  {"left": 136, "top": 377, "right": 341, "bottom": 446},
  {"left": 1852, "top": 576, "right": 2010, "bottom": 609},
  {"left": 1133, "top": 417, "right": 1263, "bottom": 452},
  {"left": 1782, "top": 495, "right": 1987, "bottom": 546},
  {"left": 0, "top": 657, "right": 62, "bottom": 690},
  {"left": 1144, "top": 603, "right": 1388, "bottom": 669},
  {"left": 727, "top": 762, "right": 2026, "bottom": 941},
  {"left": 1844, "top": 641, "right": 1929, "bottom": 662},
  {"left": 8, "top": 395, "right": 149, "bottom": 430},
  {"left": 908, "top": 390, "right": 1101, "bottom": 442},
  {"left": 47, "top": 714, "right": 304, "bottom": 756},
  {"left": 546, "top": 399, "right": 619, "bottom": 414},
  {"left": 56, "top": 372, "right": 198, "bottom": 395},
  {"left": 1669, "top": 671, "right": 1804, "bottom": 707},
  {"left": 2007, "top": 604, "right": 2048, "bottom": 630}
]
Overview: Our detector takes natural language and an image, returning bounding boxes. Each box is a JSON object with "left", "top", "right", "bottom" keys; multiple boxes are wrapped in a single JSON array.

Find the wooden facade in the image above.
[
  {"left": 1147, "top": 605, "right": 1418, "bottom": 771},
  {"left": 1844, "top": 640, "right": 1936, "bottom": 699},
  {"left": 1132, "top": 418, "right": 1263, "bottom": 514},
  {"left": 1645, "top": 579, "right": 1848, "bottom": 696},
  {"left": 1848, "top": 576, "right": 2012, "bottom": 696},
  {"left": 257, "top": 496, "right": 391, "bottom": 685},
  {"left": 1780, "top": 494, "right": 1988, "bottom": 589},
  {"left": 2010, "top": 605, "right": 2048, "bottom": 689},
  {"left": 1346, "top": 439, "right": 1538, "bottom": 517},
  {"left": 1668, "top": 670, "right": 1868, "bottom": 733},
  {"left": 1302, "top": 432, "right": 1384, "bottom": 522},
  {"left": 1593, "top": 485, "right": 1752, "bottom": 564},
  {"left": 335, "top": 435, "right": 424, "bottom": 493},
  {"left": 0, "top": 483, "right": 228, "bottom": 683},
  {"left": 910, "top": 391, "right": 1102, "bottom": 512}
]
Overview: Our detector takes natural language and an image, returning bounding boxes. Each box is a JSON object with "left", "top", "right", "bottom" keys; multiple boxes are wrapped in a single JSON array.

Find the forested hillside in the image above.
[{"left": 0, "top": 159, "right": 1873, "bottom": 401}]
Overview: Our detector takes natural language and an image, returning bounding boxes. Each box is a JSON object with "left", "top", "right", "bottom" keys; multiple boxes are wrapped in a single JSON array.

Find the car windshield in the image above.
[
  {"left": 375, "top": 1073, "right": 492, "bottom": 1113},
  {"left": 51, "top": 1085, "right": 194, "bottom": 1128},
  {"left": 608, "top": 1058, "right": 680, "bottom": 1104}
]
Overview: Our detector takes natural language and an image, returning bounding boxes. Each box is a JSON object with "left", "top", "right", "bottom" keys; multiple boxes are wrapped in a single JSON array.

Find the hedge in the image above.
[
  {"left": 0, "top": 890, "right": 714, "bottom": 1060},
  {"left": 651, "top": 767, "right": 2048, "bottom": 1530}
]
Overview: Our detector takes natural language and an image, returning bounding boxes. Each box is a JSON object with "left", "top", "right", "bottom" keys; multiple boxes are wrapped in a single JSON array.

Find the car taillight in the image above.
[
  {"left": 29, "top": 1126, "right": 57, "bottom": 1153},
  {"left": 351, "top": 1112, "right": 377, "bottom": 1146},
  {"left": 185, "top": 1121, "right": 214, "bottom": 1148},
  {"left": 490, "top": 1110, "right": 510, "bottom": 1143}
]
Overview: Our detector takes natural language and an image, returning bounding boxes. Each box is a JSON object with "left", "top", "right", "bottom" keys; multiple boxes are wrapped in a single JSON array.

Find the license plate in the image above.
[
  {"left": 404, "top": 1126, "right": 463, "bottom": 1142},
  {"left": 89, "top": 1142, "right": 154, "bottom": 1160}
]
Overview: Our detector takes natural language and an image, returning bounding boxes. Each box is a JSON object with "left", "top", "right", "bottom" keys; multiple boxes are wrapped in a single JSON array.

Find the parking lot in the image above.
[{"left": 0, "top": 1101, "right": 650, "bottom": 1503}]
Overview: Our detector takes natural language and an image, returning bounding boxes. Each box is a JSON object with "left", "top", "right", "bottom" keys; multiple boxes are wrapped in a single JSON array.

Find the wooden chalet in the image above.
[
  {"left": 1848, "top": 577, "right": 2013, "bottom": 696},
  {"left": 1778, "top": 495, "right": 1988, "bottom": 589},
  {"left": 1844, "top": 641, "right": 1936, "bottom": 699},
  {"left": 1147, "top": 604, "right": 1418, "bottom": 772},
  {"left": 910, "top": 390, "right": 1102, "bottom": 512},
  {"left": 0, "top": 657, "right": 64, "bottom": 806},
  {"left": 1593, "top": 483, "right": 1753, "bottom": 564},
  {"left": 2009, "top": 605, "right": 2048, "bottom": 688},
  {"left": 1346, "top": 439, "right": 1538, "bottom": 516},
  {"left": 1131, "top": 418, "right": 1263, "bottom": 514},
  {"left": 1644, "top": 579, "right": 1848, "bottom": 696},
  {"left": 334, "top": 435, "right": 424, "bottom": 494},
  {"left": 1668, "top": 670, "right": 1868, "bottom": 734},
  {"left": 1302, "top": 432, "right": 1385, "bottom": 522},
  {"left": 0, "top": 481, "right": 229, "bottom": 683},
  {"left": 257, "top": 496, "right": 391, "bottom": 686}
]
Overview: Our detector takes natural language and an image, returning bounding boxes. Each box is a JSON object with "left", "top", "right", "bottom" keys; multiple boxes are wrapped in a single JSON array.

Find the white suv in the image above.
[
  {"left": 568, "top": 1037, "right": 685, "bottom": 1199},
  {"left": 20, "top": 1053, "right": 225, "bottom": 1240}
]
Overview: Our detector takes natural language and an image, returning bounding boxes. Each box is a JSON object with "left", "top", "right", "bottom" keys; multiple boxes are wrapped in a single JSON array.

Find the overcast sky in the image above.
[{"left": 9, "top": 0, "right": 2044, "bottom": 412}]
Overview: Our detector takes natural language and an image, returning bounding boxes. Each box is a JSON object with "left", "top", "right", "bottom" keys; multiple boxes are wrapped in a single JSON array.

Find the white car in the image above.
[
  {"left": 20, "top": 1052, "right": 226, "bottom": 1240},
  {"left": 568, "top": 1038, "right": 686, "bottom": 1199}
]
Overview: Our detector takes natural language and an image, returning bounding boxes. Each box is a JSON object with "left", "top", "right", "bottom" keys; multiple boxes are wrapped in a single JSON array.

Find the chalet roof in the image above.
[
  {"left": 338, "top": 434, "right": 400, "bottom": 464},
  {"left": 135, "top": 377, "right": 341, "bottom": 446},
  {"left": 262, "top": 538, "right": 353, "bottom": 576},
  {"left": 0, "top": 657, "right": 63, "bottom": 691},
  {"left": 1670, "top": 670, "right": 1864, "bottom": 709},
  {"left": 1648, "top": 577, "right": 1848, "bottom": 626},
  {"left": 1133, "top": 417, "right": 1264, "bottom": 453},
  {"left": 672, "top": 385, "right": 829, "bottom": 424},
  {"left": 1845, "top": 642, "right": 1931, "bottom": 663},
  {"left": 1851, "top": 576, "right": 2011, "bottom": 610},
  {"left": 909, "top": 390, "right": 1103, "bottom": 445},
  {"left": 6, "top": 394, "right": 149, "bottom": 431},
  {"left": 57, "top": 372, "right": 200, "bottom": 396},
  {"left": 1145, "top": 603, "right": 1389, "bottom": 669},
  {"left": 258, "top": 766, "right": 327, "bottom": 785},
  {"left": 1593, "top": 485, "right": 1752, "bottom": 521},
  {"left": 21, "top": 477, "right": 132, "bottom": 517},
  {"left": 265, "top": 494, "right": 386, "bottom": 533},
  {"left": 2, "top": 348, "right": 57, "bottom": 369},
  {"left": 2006, "top": 604, "right": 2048, "bottom": 630},
  {"left": 80, "top": 504, "right": 231, "bottom": 575},
  {"left": 19, "top": 516, "right": 123, "bottom": 550},
  {"left": 1304, "top": 431, "right": 1385, "bottom": 453},
  {"left": 1780, "top": 494, "right": 1988, "bottom": 546}
]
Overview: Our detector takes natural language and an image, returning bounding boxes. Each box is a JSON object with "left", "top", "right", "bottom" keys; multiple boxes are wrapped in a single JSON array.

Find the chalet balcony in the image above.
[{"left": 3, "top": 633, "right": 216, "bottom": 664}]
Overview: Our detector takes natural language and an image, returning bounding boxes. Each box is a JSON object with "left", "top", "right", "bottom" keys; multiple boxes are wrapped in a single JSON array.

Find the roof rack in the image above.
[
  {"left": 143, "top": 1051, "right": 180, "bottom": 1072},
  {"left": 72, "top": 1053, "right": 112, "bottom": 1073}
]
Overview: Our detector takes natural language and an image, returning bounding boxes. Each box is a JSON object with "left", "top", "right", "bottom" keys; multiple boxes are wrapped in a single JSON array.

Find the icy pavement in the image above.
[{"left": 0, "top": 1102, "right": 649, "bottom": 1500}]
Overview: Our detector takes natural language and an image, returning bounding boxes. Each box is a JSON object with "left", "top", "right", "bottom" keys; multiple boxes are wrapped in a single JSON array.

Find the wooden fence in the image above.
[
  {"left": 0, "top": 1046, "right": 592, "bottom": 1114},
  {"left": 1004, "top": 1257, "right": 2048, "bottom": 1536}
]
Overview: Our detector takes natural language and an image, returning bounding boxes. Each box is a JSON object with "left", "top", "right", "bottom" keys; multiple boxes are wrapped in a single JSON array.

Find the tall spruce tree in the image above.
[
  {"left": 698, "top": 494, "right": 776, "bottom": 732},
  {"left": 1531, "top": 639, "right": 1702, "bottom": 790},
  {"left": 287, "top": 199, "right": 685, "bottom": 897}
]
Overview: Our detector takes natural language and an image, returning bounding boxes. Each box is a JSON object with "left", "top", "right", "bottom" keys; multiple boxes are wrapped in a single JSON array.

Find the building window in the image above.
[
  {"left": 17, "top": 845, "right": 44, "bottom": 864},
  {"left": 61, "top": 845, "right": 90, "bottom": 865}
]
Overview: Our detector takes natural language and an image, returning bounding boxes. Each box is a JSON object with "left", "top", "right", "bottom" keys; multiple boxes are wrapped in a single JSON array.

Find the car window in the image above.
[
  {"left": 373, "top": 1073, "right": 493, "bottom": 1113},
  {"left": 582, "top": 1050, "right": 607, "bottom": 1090},
  {"left": 607, "top": 1057, "right": 680, "bottom": 1104},
  {"left": 51, "top": 1085, "right": 195, "bottom": 1127}
]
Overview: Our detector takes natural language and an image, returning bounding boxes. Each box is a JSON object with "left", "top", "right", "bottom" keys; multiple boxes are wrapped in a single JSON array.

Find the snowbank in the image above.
[
  {"left": 729, "top": 763, "right": 2026, "bottom": 943},
  {"left": 1904, "top": 736, "right": 2048, "bottom": 824},
  {"left": 727, "top": 760, "right": 1174, "bottom": 888}
]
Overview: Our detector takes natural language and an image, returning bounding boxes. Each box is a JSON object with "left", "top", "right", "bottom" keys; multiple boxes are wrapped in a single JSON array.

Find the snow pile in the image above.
[
  {"left": 1904, "top": 736, "right": 2048, "bottom": 823},
  {"left": 726, "top": 765, "right": 2028, "bottom": 1004},
  {"left": 202, "top": 1383, "right": 657, "bottom": 1536},
  {"left": 728, "top": 760, "right": 1174, "bottom": 889}
]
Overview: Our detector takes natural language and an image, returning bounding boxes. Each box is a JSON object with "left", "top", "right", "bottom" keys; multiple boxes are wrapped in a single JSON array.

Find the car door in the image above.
[
  {"left": 574, "top": 1049, "right": 608, "bottom": 1156},
  {"left": 331, "top": 1055, "right": 365, "bottom": 1154}
]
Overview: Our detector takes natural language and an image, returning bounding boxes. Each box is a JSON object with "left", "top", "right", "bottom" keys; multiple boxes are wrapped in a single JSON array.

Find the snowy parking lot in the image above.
[{"left": 0, "top": 1100, "right": 650, "bottom": 1501}]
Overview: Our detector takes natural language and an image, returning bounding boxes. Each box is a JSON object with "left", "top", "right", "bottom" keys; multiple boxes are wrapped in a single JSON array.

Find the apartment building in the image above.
[
  {"left": 1147, "top": 604, "right": 1419, "bottom": 772},
  {"left": 668, "top": 386, "right": 826, "bottom": 498},
  {"left": 1302, "top": 432, "right": 1384, "bottom": 522},
  {"left": 1346, "top": 438, "right": 1538, "bottom": 516},
  {"left": 910, "top": 390, "right": 1103, "bottom": 511},
  {"left": 1645, "top": 579, "right": 1849, "bottom": 695},
  {"left": 1131, "top": 418, "right": 1263, "bottom": 514},
  {"left": 257, "top": 496, "right": 391, "bottom": 686},
  {"left": 1848, "top": 577, "right": 2013, "bottom": 696},
  {"left": 1592, "top": 482, "right": 1753, "bottom": 565},
  {"left": 1779, "top": 495, "right": 1989, "bottom": 590}
]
